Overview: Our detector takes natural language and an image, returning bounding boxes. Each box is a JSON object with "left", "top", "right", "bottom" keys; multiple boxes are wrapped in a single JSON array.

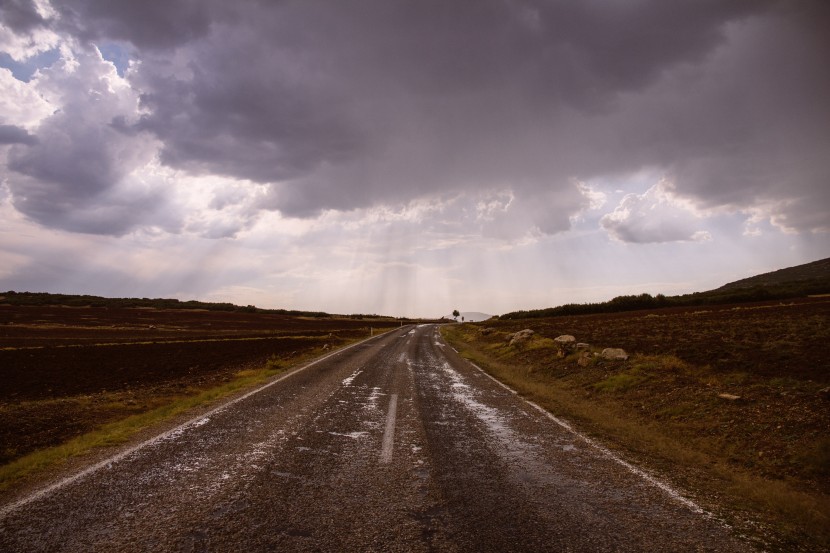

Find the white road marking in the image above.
[
  {"left": 0, "top": 330, "right": 397, "bottom": 519},
  {"left": 380, "top": 394, "right": 399, "bottom": 464}
]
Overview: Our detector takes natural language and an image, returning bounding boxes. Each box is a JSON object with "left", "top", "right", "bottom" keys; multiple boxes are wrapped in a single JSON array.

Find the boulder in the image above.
[
  {"left": 601, "top": 348, "right": 628, "bottom": 361},
  {"left": 576, "top": 342, "right": 591, "bottom": 350},
  {"left": 577, "top": 351, "right": 592, "bottom": 367},
  {"left": 480, "top": 327, "right": 495, "bottom": 336},
  {"left": 717, "top": 393, "right": 741, "bottom": 401},
  {"left": 554, "top": 335, "right": 577, "bottom": 357},
  {"left": 508, "top": 329, "right": 535, "bottom": 346}
]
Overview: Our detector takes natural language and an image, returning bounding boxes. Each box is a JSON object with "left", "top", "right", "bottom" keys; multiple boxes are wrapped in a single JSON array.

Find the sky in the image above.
[{"left": 0, "top": 0, "right": 828, "bottom": 318}]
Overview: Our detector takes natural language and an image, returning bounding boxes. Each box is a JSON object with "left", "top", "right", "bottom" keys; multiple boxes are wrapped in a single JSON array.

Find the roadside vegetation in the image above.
[{"left": 442, "top": 297, "right": 830, "bottom": 552}]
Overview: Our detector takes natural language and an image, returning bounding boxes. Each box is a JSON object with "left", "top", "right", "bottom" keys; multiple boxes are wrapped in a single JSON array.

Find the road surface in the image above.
[{"left": 0, "top": 325, "right": 752, "bottom": 552}]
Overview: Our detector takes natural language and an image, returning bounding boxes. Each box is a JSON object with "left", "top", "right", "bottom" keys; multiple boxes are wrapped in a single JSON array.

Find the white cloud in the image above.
[
  {"left": 0, "top": 67, "right": 52, "bottom": 128},
  {"left": 0, "top": 2, "right": 59, "bottom": 62},
  {"left": 3, "top": 46, "right": 172, "bottom": 235},
  {"left": 600, "top": 181, "right": 711, "bottom": 244}
]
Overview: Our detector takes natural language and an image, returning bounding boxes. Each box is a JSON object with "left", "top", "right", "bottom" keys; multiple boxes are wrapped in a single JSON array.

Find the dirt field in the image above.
[
  {"left": 492, "top": 297, "right": 830, "bottom": 381},
  {"left": 0, "top": 305, "right": 400, "bottom": 465}
]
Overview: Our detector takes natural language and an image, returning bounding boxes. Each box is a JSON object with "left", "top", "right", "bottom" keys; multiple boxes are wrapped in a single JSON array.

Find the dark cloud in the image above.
[
  {"left": 0, "top": 0, "right": 47, "bottom": 33},
  {"left": 124, "top": 0, "right": 763, "bottom": 180},
  {"left": 7, "top": 122, "right": 169, "bottom": 233},
  {"left": 609, "top": 2, "right": 830, "bottom": 232},
  {"left": 54, "top": 0, "right": 211, "bottom": 50},
  {"left": 0, "top": 123, "right": 37, "bottom": 144},
  {"left": 4, "top": 50, "right": 171, "bottom": 235},
  {"left": 132, "top": 42, "right": 365, "bottom": 185},
  {"left": 116, "top": 0, "right": 824, "bottom": 231},
  {"left": 3, "top": 0, "right": 829, "bottom": 236}
]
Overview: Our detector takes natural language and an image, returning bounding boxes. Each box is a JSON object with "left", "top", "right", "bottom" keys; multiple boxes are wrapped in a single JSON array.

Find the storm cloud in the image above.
[
  {"left": 1, "top": 0, "right": 828, "bottom": 239},
  {"left": 3, "top": 48, "right": 169, "bottom": 235},
  {"left": 0, "top": 123, "right": 37, "bottom": 144}
]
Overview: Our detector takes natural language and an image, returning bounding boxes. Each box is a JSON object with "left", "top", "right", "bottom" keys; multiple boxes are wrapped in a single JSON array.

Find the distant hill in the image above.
[
  {"left": 717, "top": 257, "right": 830, "bottom": 291},
  {"left": 0, "top": 290, "right": 333, "bottom": 317},
  {"left": 500, "top": 257, "right": 830, "bottom": 320},
  {"left": 444, "top": 311, "right": 494, "bottom": 322},
  {"left": 0, "top": 291, "right": 438, "bottom": 321}
]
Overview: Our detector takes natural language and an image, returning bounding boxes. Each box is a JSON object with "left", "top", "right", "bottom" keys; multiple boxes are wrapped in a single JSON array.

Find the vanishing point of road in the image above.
[{"left": 0, "top": 325, "right": 752, "bottom": 552}]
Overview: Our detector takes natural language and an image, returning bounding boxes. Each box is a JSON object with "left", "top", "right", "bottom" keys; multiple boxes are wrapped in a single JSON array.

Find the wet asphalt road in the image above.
[{"left": 0, "top": 325, "right": 753, "bottom": 552}]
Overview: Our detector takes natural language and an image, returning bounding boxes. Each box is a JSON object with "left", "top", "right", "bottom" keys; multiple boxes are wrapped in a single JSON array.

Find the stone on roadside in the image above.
[
  {"left": 508, "top": 329, "right": 535, "bottom": 346},
  {"left": 601, "top": 348, "right": 628, "bottom": 361},
  {"left": 554, "top": 335, "right": 577, "bottom": 357}
]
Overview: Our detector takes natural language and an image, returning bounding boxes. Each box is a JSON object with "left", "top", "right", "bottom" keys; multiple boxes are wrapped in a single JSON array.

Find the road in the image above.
[{"left": 0, "top": 325, "right": 752, "bottom": 552}]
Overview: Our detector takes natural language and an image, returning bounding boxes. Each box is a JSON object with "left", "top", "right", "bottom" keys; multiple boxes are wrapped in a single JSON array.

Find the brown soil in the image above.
[{"left": 0, "top": 305, "right": 399, "bottom": 464}]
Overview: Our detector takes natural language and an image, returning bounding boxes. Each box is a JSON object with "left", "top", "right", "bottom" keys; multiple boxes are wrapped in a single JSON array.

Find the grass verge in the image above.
[{"left": 441, "top": 324, "right": 830, "bottom": 553}]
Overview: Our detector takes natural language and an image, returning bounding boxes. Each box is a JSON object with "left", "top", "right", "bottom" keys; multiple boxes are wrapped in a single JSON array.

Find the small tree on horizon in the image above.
[{"left": 452, "top": 309, "right": 460, "bottom": 321}]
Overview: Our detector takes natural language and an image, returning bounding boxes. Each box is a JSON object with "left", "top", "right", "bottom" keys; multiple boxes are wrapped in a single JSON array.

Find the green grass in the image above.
[{"left": 593, "top": 369, "right": 647, "bottom": 392}]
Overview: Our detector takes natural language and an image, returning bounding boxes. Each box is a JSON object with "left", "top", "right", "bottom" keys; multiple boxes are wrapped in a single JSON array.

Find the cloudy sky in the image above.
[{"left": 0, "top": 0, "right": 828, "bottom": 317}]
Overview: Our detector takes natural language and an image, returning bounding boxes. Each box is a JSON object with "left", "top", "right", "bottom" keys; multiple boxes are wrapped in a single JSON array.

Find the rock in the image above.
[
  {"left": 718, "top": 393, "right": 741, "bottom": 401},
  {"left": 601, "top": 348, "right": 628, "bottom": 361},
  {"left": 576, "top": 343, "right": 591, "bottom": 350},
  {"left": 553, "top": 335, "right": 577, "bottom": 357},
  {"left": 577, "top": 351, "right": 592, "bottom": 367},
  {"left": 508, "top": 329, "right": 535, "bottom": 346},
  {"left": 819, "top": 387, "right": 830, "bottom": 400},
  {"left": 322, "top": 343, "right": 331, "bottom": 351},
  {"left": 480, "top": 327, "right": 495, "bottom": 335}
]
